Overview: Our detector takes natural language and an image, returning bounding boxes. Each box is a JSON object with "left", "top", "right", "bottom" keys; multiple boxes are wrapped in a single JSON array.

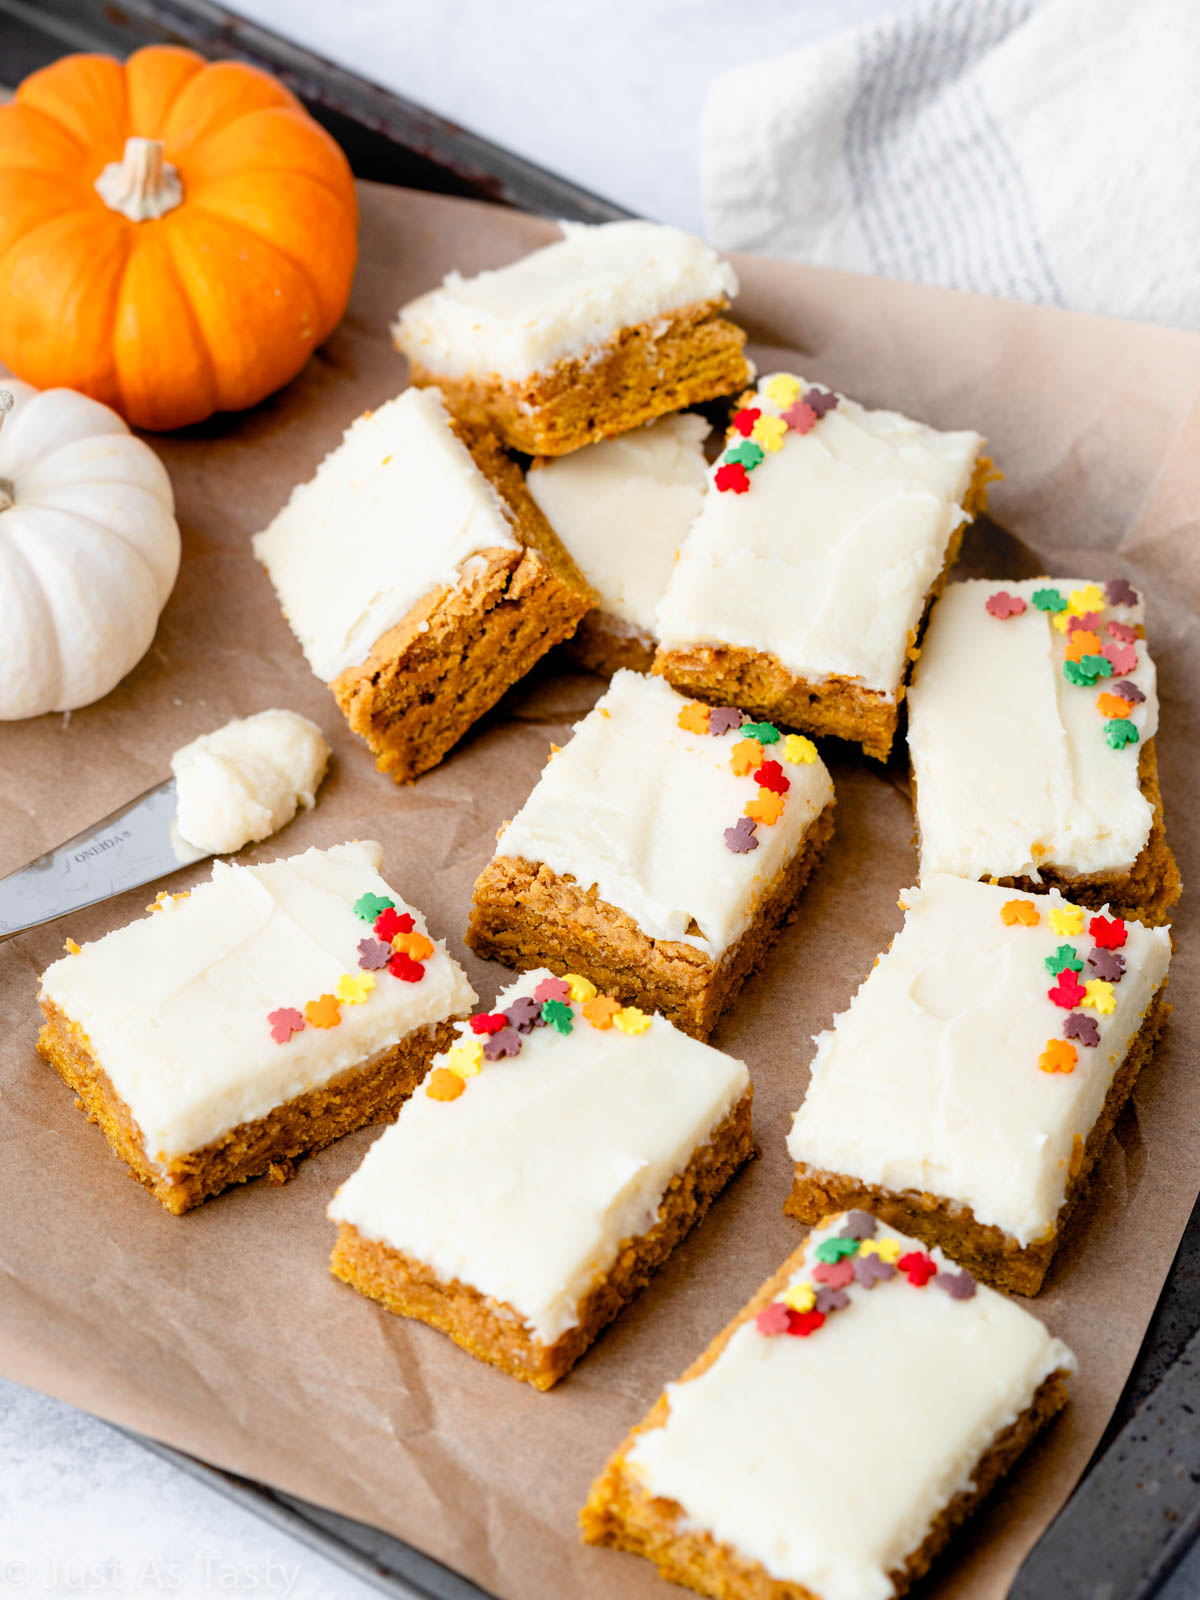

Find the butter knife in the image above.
[{"left": 0, "top": 779, "right": 206, "bottom": 943}]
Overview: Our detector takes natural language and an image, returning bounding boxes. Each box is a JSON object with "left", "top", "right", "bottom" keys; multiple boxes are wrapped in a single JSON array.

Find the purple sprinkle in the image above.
[
  {"left": 1088, "top": 947, "right": 1126, "bottom": 982},
  {"left": 724, "top": 816, "right": 759, "bottom": 854},
  {"left": 1112, "top": 679, "right": 1146, "bottom": 704},
  {"left": 1106, "top": 577, "right": 1139, "bottom": 607},
  {"left": 805, "top": 387, "right": 839, "bottom": 417},
  {"left": 814, "top": 1286, "right": 850, "bottom": 1314},
  {"left": 483, "top": 1027, "right": 522, "bottom": 1061},
  {"left": 504, "top": 996, "right": 546, "bottom": 1034},
  {"left": 934, "top": 1270, "right": 977, "bottom": 1301},
  {"left": 357, "top": 937, "right": 392, "bottom": 971},
  {"left": 1064, "top": 1012, "right": 1101, "bottom": 1048},
  {"left": 838, "top": 1210, "right": 878, "bottom": 1241},
  {"left": 853, "top": 1254, "right": 895, "bottom": 1289},
  {"left": 708, "top": 706, "right": 745, "bottom": 736}
]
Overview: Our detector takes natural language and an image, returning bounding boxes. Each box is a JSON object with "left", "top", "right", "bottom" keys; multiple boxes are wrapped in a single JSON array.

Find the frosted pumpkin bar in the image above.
[
  {"left": 392, "top": 220, "right": 750, "bottom": 456},
  {"left": 526, "top": 412, "right": 710, "bottom": 676},
  {"left": 466, "top": 670, "right": 835, "bottom": 1039},
  {"left": 328, "top": 967, "right": 753, "bottom": 1390},
  {"left": 907, "top": 576, "right": 1180, "bottom": 923},
  {"left": 653, "top": 373, "right": 994, "bottom": 760},
  {"left": 37, "top": 842, "right": 476, "bottom": 1214},
  {"left": 253, "top": 387, "right": 590, "bottom": 783},
  {"left": 786, "top": 876, "right": 1171, "bottom": 1295},
  {"left": 582, "top": 1213, "right": 1075, "bottom": 1600}
]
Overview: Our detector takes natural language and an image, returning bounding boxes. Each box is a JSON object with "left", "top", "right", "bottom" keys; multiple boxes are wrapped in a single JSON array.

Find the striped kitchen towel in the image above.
[{"left": 700, "top": 0, "right": 1200, "bottom": 328}]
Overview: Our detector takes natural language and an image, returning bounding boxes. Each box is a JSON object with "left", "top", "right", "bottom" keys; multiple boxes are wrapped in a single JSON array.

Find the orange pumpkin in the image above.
[{"left": 0, "top": 46, "right": 358, "bottom": 431}]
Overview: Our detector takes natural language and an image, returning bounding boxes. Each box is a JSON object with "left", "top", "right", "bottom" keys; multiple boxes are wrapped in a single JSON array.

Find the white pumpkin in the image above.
[{"left": 0, "top": 380, "right": 180, "bottom": 719}]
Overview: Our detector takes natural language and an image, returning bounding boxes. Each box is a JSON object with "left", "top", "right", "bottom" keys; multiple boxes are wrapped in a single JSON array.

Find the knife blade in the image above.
[{"left": 0, "top": 779, "right": 207, "bottom": 943}]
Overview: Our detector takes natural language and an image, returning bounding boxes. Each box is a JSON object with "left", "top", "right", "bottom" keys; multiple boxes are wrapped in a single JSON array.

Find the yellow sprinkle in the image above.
[
  {"left": 445, "top": 1038, "right": 484, "bottom": 1079},
  {"left": 1068, "top": 583, "right": 1106, "bottom": 616},
  {"left": 614, "top": 1005, "right": 652, "bottom": 1035},
  {"left": 783, "top": 733, "right": 818, "bottom": 765},
  {"left": 1052, "top": 610, "right": 1073, "bottom": 633},
  {"left": 565, "top": 973, "right": 597, "bottom": 1003},
  {"left": 859, "top": 1237, "right": 901, "bottom": 1264},
  {"left": 782, "top": 1280, "right": 815, "bottom": 1312},
  {"left": 1049, "top": 904, "right": 1085, "bottom": 936},
  {"left": 336, "top": 971, "right": 375, "bottom": 1005},
  {"left": 764, "top": 373, "right": 802, "bottom": 407},
  {"left": 751, "top": 413, "right": 788, "bottom": 452},
  {"left": 1083, "top": 978, "right": 1117, "bottom": 1015}
]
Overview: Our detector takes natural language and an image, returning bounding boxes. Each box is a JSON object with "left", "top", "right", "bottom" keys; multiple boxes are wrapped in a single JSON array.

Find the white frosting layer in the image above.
[
  {"left": 788, "top": 875, "right": 1171, "bottom": 1245},
  {"left": 527, "top": 414, "right": 709, "bottom": 637},
  {"left": 628, "top": 1216, "right": 1074, "bottom": 1600},
  {"left": 252, "top": 388, "right": 519, "bottom": 682},
  {"left": 655, "top": 374, "right": 982, "bottom": 695},
  {"left": 171, "top": 709, "right": 330, "bottom": 856},
  {"left": 328, "top": 968, "right": 749, "bottom": 1344},
  {"left": 908, "top": 578, "right": 1159, "bottom": 879},
  {"left": 494, "top": 670, "right": 835, "bottom": 956},
  {"left": 392, "top": 220, "right": 738, "bottom": 383},
  {"left": 40, "top": 842, "right": 477, "bottom": 1162}
]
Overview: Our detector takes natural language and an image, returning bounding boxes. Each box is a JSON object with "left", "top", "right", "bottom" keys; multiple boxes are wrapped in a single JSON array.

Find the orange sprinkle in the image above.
[
  {"left": 677, "top": 701, "right": 710, "bottom": 735},
  {"left": 1064, "top": 628, "right": 1101, "bottom": 663},
  {"left": 64, "top": 937, "right": 81, "bottom": 956},
  {"left": 1001, "top": 898, "right": 1040, "bottom": 927},
  {"left": 305, "top": 993, "right": 342, "bottom": 1030},
  {"left": 426, "top": 1067, "right": 465, "bottom": 1101},
  {"left": 730, "top": 738, "right": 764, "bottom": 777},
  {"left": 745, "top": 788, "right": 785, "bottom": 825},
  {"left": 582, "top": 994, "right": 623, "bottom": 1030},
  {"left": 1038, "top": 1039, "right": 1077, "bottom": 1075},
  {"left": 393, "top": 929, "right": 435, "bottom": 961},
  {"left": 1097, "top": 692, "right": 1133, "bottom": 718}
]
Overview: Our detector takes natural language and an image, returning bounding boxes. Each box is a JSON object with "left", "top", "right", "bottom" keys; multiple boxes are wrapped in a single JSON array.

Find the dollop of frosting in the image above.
[{"left": 171, "top": 709, "right": 330, "bottom": 856}]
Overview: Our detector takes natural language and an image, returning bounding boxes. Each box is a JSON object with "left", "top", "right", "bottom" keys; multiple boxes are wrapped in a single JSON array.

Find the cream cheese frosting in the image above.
[
  {"left": 526, "top": 413, "right": 709, "bottom": 638},
  {"left": 252, "top": 388, "right": 519, "bottom": 682},
  {"left": 392, "top": 220, "right": 739, "bottom": 384},
  {"left": 654, "top": 373, "right": 983, "bottom": 695},
  {"left": 908, "top": 577, "right": 1159, "bottom": 880},
  {"left": 39, "top": 842, "right": 476, "bottom": 1163},
  {"left": 787, "top": 875, "right": 1171, "bottom": 1245},
  {"left": 171, "top": 709, "right": 330, "bottom": 856},
  {"left": 493, "top": 669, "right": 835, "bottom": 956},
  {"left": 328, "top": 968, "right": 749, "bottom": 1345},
  {"left": 627, "top": 1215, "right": 1074, "bottom": 1600}
]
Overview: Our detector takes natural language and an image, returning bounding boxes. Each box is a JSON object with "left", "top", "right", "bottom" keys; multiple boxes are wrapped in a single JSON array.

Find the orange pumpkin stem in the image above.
[
  {"left": 0, "top": 390, "right": 12, "bottom": 512},
  {"left": 94, "top": 137, "right": 184, "bottom": 223}
]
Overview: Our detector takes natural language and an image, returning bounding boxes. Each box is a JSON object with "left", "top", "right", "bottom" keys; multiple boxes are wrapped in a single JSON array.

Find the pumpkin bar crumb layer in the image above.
[
  {"left": 526, "top": 412, "right": 711, "bottom": 677},
  {"left": 465, "top": 670, "right": 836, "bottom": 1039},
  {"left": 393, "top": 220, "right": 750, "bottom": 455},
  {"left": 36, "top": 842, "right": 476, "bottom": 1214},
  {"left": 581, "top": 1215, "right": 1075, "bottom": 1600},
  {"left": 907, "top": 576, "right": 1180, "bottom": 923},
  {"left": 653, "top": 372, "right": 992, "bottom": 760},
  {"left": 253, "top": 387, "right": 591, "bottom": 783},
  {"left": 328, "top": 968, "right": 753, "bottom": 1389},
  {"left": 786, "top": 876, "right": 1171, "bottom": 1295}
]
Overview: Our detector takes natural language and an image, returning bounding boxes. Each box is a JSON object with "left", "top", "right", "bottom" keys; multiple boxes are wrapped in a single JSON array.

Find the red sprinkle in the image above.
[
  {"left": 897, "top": 1251, "right": 937, "bottom": 1287},
  {"left": 731, "top": 407, "right": 761, "bottom": 437},
  {"left": 781, "top": 399, "right": 817, "bottom": 434},
  {"left": 1107, "top": 620, "right": 1138, "bottom": 643},
  {"left": 1048, "top": 971, "right": 1088, "bottom": 1009},
  {"left": 785, "top": 1308, "right": 827, "bottom": 1338},
  {"left": 715, "top": 462, "right": 750, "bottom": 494},
  {"left": 388, "top": 952, "right": 425, "bottom": 983},
  {"left": 267, "top": 1007, "right": 305, "bottom": 1044},
  {"left": 375, "top": 907, "right": 415, "bottom": 942},
  {"left": 754, "top": 1301, "right": 791, "bottom": 1337},
  {"left": 469, "top": 1012, "right": 508, "bottom": 1035},
  {"left": 1089, "top": 914, "right": 1127, "bottom": 950},
  {"left": 753, "top": 760, "right": 790, "bottom": 795},
  {"left": 985, "top": 590, "right": 1027, "bottom": 619}
]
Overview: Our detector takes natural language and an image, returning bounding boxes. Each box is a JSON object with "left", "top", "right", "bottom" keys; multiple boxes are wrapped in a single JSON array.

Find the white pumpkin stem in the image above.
[
  {"left": 94, "top": 137, "right": 184, "bottom": 222},
  {"left": 0, "top": 390, "right": 13, "bottom": 513}
]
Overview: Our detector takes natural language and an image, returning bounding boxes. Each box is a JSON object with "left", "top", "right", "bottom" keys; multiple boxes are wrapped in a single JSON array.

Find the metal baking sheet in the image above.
[{"left": 2, "top": 1, "right": 1199, "bottom": 1593}]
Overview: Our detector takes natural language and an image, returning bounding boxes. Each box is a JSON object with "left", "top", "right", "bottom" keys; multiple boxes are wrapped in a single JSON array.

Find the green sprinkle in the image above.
[
  {"left": 725, "top": 440, "right": 764, "bottom": 471},
  {"left": 815, "top": 1236, "right": 859, "bottom": 1263},
  {"left": 353, "top": 892, "right": 394, "bottom": 923},
  {"left": 1032, "top": 587, "right": 1067, "bottom": 612},
  {"left": 1045, "top": 944, "right": 1083, "bottom": 975},
  {"left": 1063, "top": 654, "right": 1112, "bottom": 686},
  {"left": 1105, "top": 718, "right": 1140, "bottom": 750},
  {"left": 541, "top": 999, "right": 574, "bottom": 1035},
  {"left": 740, "top": 721, "right": 781, "bottom": 744}
]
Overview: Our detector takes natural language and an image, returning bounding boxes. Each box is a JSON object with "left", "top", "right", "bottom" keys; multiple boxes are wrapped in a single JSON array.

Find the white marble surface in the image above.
[{"left": 1, "top": 2, "right": 909, "bottom": 1594}]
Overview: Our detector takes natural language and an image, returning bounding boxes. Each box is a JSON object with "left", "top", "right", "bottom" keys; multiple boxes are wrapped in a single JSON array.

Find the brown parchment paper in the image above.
[{"left": 2, "top": 183, "right": 1199, "bottom": 1600}]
